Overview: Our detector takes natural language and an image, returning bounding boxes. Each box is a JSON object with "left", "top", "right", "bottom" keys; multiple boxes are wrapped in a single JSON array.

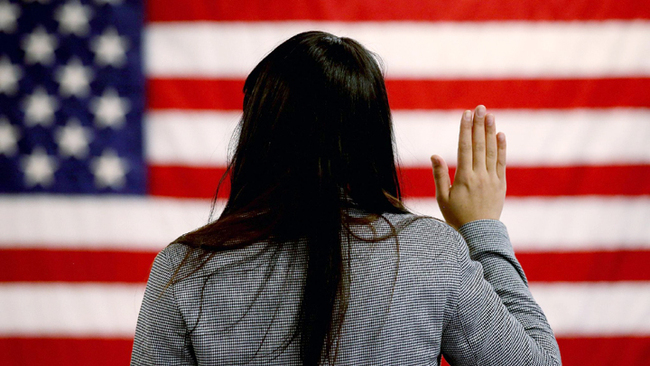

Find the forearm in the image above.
[{"left": 458, "top": 219, "right": 561, "bottom": 365}]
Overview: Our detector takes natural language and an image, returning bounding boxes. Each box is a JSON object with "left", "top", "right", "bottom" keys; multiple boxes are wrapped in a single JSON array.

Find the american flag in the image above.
[{"left": 1, "top": 0, "right": 649, "bottom": 365}]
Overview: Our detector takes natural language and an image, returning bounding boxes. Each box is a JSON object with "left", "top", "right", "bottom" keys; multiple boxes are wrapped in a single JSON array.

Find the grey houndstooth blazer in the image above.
[{"left": 131, "top": 215, "right": 562, "bottom": 365}]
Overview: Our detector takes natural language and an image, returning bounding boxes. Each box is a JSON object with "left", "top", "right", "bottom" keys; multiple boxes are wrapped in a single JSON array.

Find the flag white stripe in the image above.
[
  {"left": 146, "top": 110, "right": 240, "bottom": 167},
  {"left": 0, "top": 197, "right": 214, "bottom": 251},
  {"left": 407, "top": 198, "right": 650, "bottom": 252},
  {"left": 145, "top": 21, "right": 650, "bottom": 78},
  {"left": 146, "top": 108, "right": 650, "bottom": 166},
  {"left": 0, "top": 282, "right": 648, "bottom": 337},
  {"left": 0, "top": 197, "right": 648, "bottom": 251},
  {"left": 0, "top": 283, "right": 145, "bottom": 337},
  {"left": 532, "top": 282, "right": 650, "bottom": 336}
]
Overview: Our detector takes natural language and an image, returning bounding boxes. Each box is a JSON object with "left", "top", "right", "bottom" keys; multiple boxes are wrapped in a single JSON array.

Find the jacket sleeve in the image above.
[
  {"left": 131, "top": 248, "right": 197, "bottom": 366},
  {"left": 440, "top": 220, "right": 562, "bottom": 366}
]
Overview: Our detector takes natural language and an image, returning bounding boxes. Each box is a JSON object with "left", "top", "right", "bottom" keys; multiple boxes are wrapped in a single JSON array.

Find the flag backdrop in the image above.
[{"left": 1, "top": 0, "right": 649, "bottom": 365}]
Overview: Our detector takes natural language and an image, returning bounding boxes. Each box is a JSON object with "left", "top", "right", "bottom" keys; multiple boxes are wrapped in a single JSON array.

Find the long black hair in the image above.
[{"left": 171, "top": 31, "right": 408, "bottom": 365}]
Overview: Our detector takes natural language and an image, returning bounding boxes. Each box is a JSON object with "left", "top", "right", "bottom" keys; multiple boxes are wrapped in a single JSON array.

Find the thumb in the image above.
[{"left": 431, "top": 155, "right": 451, "bottom": 203}]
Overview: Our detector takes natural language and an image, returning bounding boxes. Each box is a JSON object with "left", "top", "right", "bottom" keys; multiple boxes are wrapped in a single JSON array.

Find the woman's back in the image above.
[{"left": 132, "top": 212, "right": 560, "bottom": 365}]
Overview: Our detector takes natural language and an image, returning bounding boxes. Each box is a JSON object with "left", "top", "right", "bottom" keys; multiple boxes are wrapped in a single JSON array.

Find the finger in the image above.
[
  {"left": 485, "top": 113, "right": 497, "bottom": 173},
  {"left": 431, "top": 155, "right": 451, "bottom": 203},
  {"left": 457, "top": 110, "right": 473, "bottom": 174},
  {"left": 472, "top": 105, "right": 487, "bottom": 171},
  {"left": 496, "top": 132, "right": 507, "bottom": 180}
]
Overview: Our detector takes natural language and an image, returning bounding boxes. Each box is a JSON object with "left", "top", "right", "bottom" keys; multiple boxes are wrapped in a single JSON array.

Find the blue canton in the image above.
[{"left": 0, "top": 0, "right": 145, "bottom": 194}]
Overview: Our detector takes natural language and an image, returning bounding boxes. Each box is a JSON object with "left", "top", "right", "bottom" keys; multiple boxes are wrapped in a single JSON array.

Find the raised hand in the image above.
[{"left": 430, "top": 105, "right": 507, "bottom": 229}]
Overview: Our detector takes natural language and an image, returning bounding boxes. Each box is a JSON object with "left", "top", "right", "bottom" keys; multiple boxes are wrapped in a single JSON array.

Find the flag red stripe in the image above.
[
  {"left": 146, "top": 0, "right": 650, "bottom": 22},
  {"left": 557, "top": 337, "right": 650, "bottom": 365},
  {"left": 2, "top": 249, "right": 649, "bottom": 282},
  {"left": 400, "top": 165, "right": 650, "bottom": 197},
  {"left": 148, "top": 165, "right": 650, "bottom": 199},
  {"left": 517, "top": 250, "right": 650, "bottom": 282},
  {"left": 147, "top": 79, "right": 241, "bottom": 110},
  {"left": 1, "top": 337, "right": 648, "bottom": 365},
  {"left": 0, "top": 249, "right": 156, "bottom": 283},
  {"left": 386, "top": 78, "right": 650, "bottom": 110},
  {"left": 0, "top": 338, "right": 133, "bottom": 366},
  {"left": 148, "top": 165, "right": 229, "bottom": 199},
  {"left": 147, "top": 78, "right": 650, "bottom": 111}
]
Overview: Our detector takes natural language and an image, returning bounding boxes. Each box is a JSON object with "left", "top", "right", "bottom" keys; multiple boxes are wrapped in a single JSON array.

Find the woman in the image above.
[{"left": 131, "top": 31, "right": 561, "bottom": 365}]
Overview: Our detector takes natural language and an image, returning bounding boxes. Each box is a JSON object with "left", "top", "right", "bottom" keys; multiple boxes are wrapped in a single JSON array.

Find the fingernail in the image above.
[
  {"left": 463, "top": 110, "right": 471, "bottom": 120},
  {"left": 486, "top": 114, "right": 494, "bottom": 126},
  {"left": 476, "top": 105, "right": 486, "bottom": 118}
]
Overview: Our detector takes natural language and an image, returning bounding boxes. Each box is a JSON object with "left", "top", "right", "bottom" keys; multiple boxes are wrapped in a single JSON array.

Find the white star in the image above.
[
  {"left": 90, "top": 27, "right": 129, "bottom": 67},
  {"left": 55, "top": 57, "right": 94, "bottom": 97},
  {"left": 22, "top": 86, "right": 59, "bottom": 127},
  {"left": 21, "top": 26, "right": 58, "bottom": 65},
  {"left": 20, "top": 146, "right": 58, "bottom": 187},
  {"left": 0, "top": 0, "right": 20, "bottom": 33},
  {"left": 0, "top": 116, "right": 20, "bottom": 156},
  {"left": 90, "top": 88, "right": 130, "bottom": 129},
  {"left": 0, "top": 55, "right": 22, "bottom": 95},
  {"left": 90, "top": 149, "right": 129, "bottom": 189},
  {"left": 54, "top": 0, "right": 93, "bottom": 37},
  {"left": 54, "top": 118, "right": 93, "bottom": 158},
  {"left": 94, "top": 0, "right": 123, "bottom": 5}
]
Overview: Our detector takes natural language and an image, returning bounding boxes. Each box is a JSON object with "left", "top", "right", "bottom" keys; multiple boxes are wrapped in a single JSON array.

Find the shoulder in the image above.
[
  {"left": 155, "top": 241, "right": 275, "bottom": 283},
  {"left": 156, "top": 242, "right": 191, "bottom": 267},
  {"left": 380, "top": 214, "right": 466, "bottom": 330},
  {"left": 142, "top": 244, "right": 188, "bottom": 291},
  {"left": 146, "top": 243, "right": 190, "bottom": 279},
  {"left": 383, "top": 213, "right": 466, "bottom": 260},
  {"left": 393, "top": 214, "right": 461, "bottom": 242},
  {"left": 147, "top": 243, "right": 211, "bottom": 290}
]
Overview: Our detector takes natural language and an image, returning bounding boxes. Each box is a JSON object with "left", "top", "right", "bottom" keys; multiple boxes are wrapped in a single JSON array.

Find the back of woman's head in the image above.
[{"left": 227, "top": 31, "right": 403, "bottom": 225}]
